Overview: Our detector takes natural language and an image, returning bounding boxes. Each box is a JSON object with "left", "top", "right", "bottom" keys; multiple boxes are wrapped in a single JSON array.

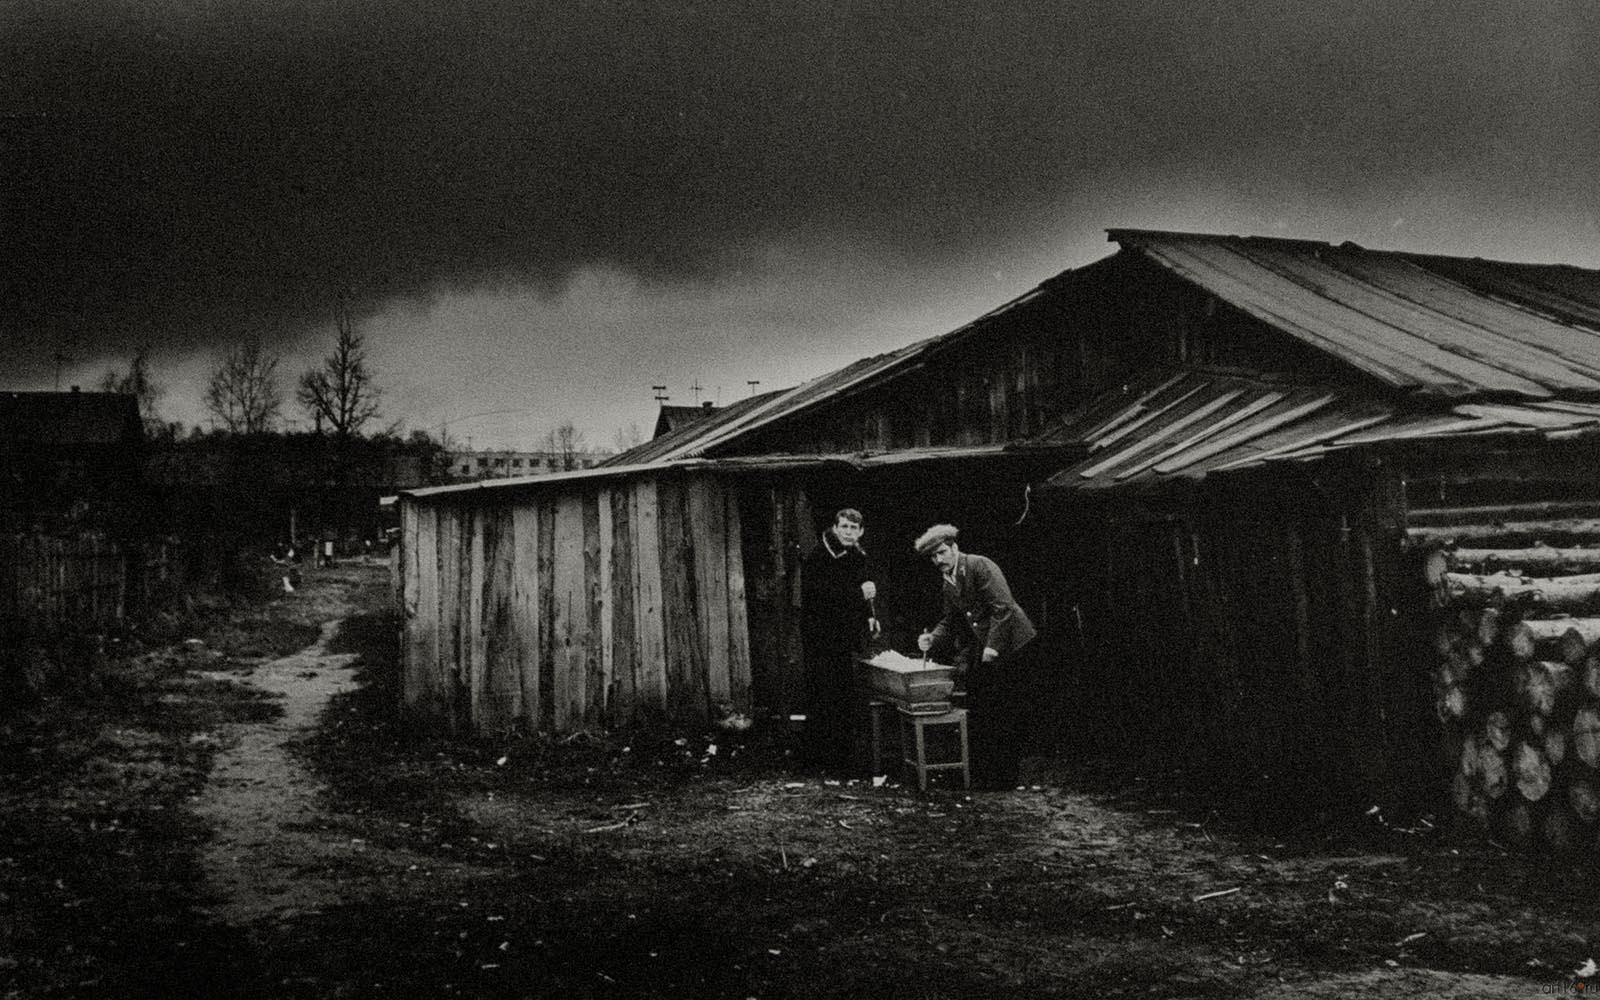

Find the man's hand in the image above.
[
  {"left": 982, "top": 647, "right": 999, "bottom": 663},
  {"left": 917, "top": 631, "right": 934, "bottom": 652},
  {"left": 860, "top": 580, "right": 877, "bottom": 601}
]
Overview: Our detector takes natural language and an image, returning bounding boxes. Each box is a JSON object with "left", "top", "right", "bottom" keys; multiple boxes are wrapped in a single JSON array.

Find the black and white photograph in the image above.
[{"left": 6, "top": 1, "right": 1600, "bottom": 996}]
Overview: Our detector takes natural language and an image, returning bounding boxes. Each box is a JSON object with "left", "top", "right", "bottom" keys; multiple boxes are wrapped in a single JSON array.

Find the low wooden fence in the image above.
[
  {"left": 1, "top": 533, "right": 126, "bottom": 635},
  {"left": 0, "top": 532, "right": 185, "bottom": 638}
]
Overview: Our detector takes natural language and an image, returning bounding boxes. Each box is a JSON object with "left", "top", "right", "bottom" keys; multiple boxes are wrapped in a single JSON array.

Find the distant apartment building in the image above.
[{"left": 447, "top": 449, "right": 610, "bottom": 480}]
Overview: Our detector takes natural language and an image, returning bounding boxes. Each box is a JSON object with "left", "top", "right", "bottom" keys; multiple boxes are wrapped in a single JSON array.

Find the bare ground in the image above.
[{"left": 3, "top": 559, "right": 1598, "bottom": 998}]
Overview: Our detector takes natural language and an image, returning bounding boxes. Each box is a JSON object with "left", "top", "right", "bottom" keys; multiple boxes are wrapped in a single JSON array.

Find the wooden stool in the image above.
[{"left": 897, "top": 706, "right": 970, "bottom": 792}]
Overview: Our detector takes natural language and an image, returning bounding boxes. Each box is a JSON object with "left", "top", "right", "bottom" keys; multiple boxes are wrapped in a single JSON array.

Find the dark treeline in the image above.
[{"left": 143, "top": 429, "right": 449, "bottom": 555}]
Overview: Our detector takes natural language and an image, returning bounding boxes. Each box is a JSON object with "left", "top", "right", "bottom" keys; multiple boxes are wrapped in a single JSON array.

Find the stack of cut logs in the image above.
[{"left": 1417, "top": 502, "right": 1600, "bottom": 852}]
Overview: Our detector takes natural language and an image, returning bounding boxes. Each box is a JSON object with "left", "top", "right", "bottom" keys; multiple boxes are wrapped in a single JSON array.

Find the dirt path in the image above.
[{"left": 192, "top": 619, "right": 366, "bottom": 926}]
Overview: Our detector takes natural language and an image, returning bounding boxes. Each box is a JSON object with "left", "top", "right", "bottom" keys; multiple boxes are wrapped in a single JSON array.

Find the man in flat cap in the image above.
[{"left": 915, "top": 524, "right": 1037, "bottom": 789}]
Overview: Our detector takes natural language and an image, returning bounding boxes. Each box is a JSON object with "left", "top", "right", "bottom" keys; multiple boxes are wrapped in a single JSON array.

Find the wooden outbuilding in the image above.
[{"left": 397, "top": 229, "right": 1600, "bottom": 833}]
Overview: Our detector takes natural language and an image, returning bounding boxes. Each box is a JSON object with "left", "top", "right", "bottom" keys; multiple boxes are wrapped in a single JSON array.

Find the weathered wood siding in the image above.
[
  {"left": 737, "top": 482, "right": 814, "bottom": 717},
  {"left": 397, "top": 473, "right": 751, "bottom": 735},
  {"left": 1060, "top": 455, "right": 1434, "bottom": 807}
]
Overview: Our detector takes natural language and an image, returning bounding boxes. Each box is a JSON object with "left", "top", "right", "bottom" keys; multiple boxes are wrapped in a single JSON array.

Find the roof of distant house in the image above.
[
  {"left": 0, "top": 391, "right": 143, "bottom": 448},
  {"left": 652, "top": 403, "right": 722, "bottom": 439}
]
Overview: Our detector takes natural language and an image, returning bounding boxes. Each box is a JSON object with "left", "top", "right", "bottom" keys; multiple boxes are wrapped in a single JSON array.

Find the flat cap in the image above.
[{"left": 913, "top": 523, "right": 959, "bottom": 555}]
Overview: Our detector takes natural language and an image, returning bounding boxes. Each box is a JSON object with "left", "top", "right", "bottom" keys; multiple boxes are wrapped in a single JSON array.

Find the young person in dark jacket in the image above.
[
  {"left": 915, "top": 523, "right": 1038, "bottom": 789},
  {"left": 800, "top": 508, "right": 881, "bottom": 769}
]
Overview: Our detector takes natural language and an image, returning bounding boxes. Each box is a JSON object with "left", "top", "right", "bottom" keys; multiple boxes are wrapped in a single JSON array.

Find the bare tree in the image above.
[
  {"left": 99, "top": 346, "right": 164, "bottom": 432},
  {"left": 543, "top": 420, "right": 588, "bottom": 471},
  {"left": 297, "top": 301, "right": 381, "bottom": 438},
  {"left": 205, "top": 335, "right": 284, "bottom": 433},
  {"left": 611, "top": 421, "right": 644, "bottom": 454}
]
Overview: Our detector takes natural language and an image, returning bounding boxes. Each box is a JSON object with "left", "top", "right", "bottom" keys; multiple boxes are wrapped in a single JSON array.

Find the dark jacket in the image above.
[
  {"left": 929, "top": 552, "right": 1036, "bottom": 662},
  {"left": 800, "top": 529, "right": 874, "bottom": 656}
]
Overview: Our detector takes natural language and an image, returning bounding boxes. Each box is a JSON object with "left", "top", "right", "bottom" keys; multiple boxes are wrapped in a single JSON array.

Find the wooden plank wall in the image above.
[
  {"left": 1069, "top": 457, "right": 1428, "bottom": 808},
  {"left": 396, "top": 472, "right": 752, "bottom": 736},
  {"left": 737, "top": 481, "right": 813, "bottom": 717}
]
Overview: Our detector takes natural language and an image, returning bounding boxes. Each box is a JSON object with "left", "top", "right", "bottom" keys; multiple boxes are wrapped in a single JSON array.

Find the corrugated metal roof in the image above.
[
  {"left": 1112, "top": 230, "right": 1600, "bottom": 400},
  {"left": 1041, "top": 368, "right": 1600, "bottom": 490}
]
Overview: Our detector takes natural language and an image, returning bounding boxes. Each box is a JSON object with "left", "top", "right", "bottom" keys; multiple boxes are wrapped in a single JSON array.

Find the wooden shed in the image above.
[
  {"left": 400, "top": 466, "right": 752, "bottom": 734},
  {"left": 399, "top": 228, "right": 1600, "bottom": 836}
]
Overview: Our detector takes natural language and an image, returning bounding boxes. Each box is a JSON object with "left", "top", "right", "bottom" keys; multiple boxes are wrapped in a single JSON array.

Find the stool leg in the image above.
[
  {"left": 914, "top": 719, "right": 929, "bottom": 792},
  {"left": 869, "top": 705, "right": 883, "bottom": 775},
  {"left": 898, "top": 713, "right": 911, "bottom": 785},
  {"left": 958, "top": 716, "right": 970, "bottom": 790}
]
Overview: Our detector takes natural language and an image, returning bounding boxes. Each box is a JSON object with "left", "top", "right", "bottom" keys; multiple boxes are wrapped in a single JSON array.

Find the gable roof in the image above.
[
  {"left": 627, "top": 230, "right": 1600, "bottom": 466},
  {"left": 468, "top": 228, "right": 1600, "bottom": 499},
  {"left": 1112, "top": 229, "right": 1600, "bottom": 401},
  {"left": 0, "top": 391, "right": 143, "bottom": 449}
]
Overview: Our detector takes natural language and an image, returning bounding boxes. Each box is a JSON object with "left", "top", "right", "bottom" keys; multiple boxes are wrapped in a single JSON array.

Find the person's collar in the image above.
[{"left": 821, "top": 529, "right": 848, "bottom": 559}]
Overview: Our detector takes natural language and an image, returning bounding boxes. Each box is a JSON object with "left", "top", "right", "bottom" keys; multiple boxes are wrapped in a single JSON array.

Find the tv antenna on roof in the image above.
[
  {"left": 690, "top": 380, "right": 703, "bottom": 405},
  {"left": 746, "top": 380, "right": 760, "bottom": 397},
  {"left": 651, "top": 384, "right": 669, "bottom": 403}
]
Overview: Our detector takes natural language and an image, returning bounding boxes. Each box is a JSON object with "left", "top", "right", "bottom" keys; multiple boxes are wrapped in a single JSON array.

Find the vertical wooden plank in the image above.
[
  {"left": 552, "top": 493, "right": 589, "bottom": 730},
  {"left": 454, "top": 506, "right": 475, "bottom": 732},
  {"left": 537, "top": 496, "right": 558, "bottom": 732},
  {"left": 512, "top": 501, "right": 542, "bottom": 732},
  {"left": 724, "top": 484, "right": 752, "bottom": 712},
  {"left": 480, "top": 504, "right": 519, "bottom": 732},
  {"left": 737, "top": 484, "right": 778, "bottom": 713},
  {"left": 400, "top": 501, "right": 421, "bottom": 712},
  {"left": 436, "top": 503, "right": 462, "bottom": 734},
  {"left": 632, "top": 480, "right": 667, "bottom": 716},
  {"left": 582, "top": 492, "right": 604, "bottom": 726},
  {"left": 779, "top": 484, "right": 813, "bottom": 716},
  {"left": 398, "top": 497, "right": 416, "bottom": 625},
  {"left": 409, "top": 505, "right": 440, "bottom": 723},
  {"left": 390, "top": 516, "right": 403, "bottom": 611},
  {"left": 657, "top": 478, "right": 707, "bottom": 721},
  {"left": 609, "top": 488, "right": 637, "bottom": 724},
  {"left": 597, "top": 489, "right": 616, "bottom": 723},
  {"left": 467, "top": 506, "right": 488, "bottom": 732},
  {"left": 689, "top": 475, "right": 731, "bottom": 709}
]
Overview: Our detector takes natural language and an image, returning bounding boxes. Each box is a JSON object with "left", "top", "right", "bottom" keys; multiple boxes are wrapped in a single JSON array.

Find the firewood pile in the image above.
[{"left": 1417, "top": 503, "right": 1600, "bottom": 852}]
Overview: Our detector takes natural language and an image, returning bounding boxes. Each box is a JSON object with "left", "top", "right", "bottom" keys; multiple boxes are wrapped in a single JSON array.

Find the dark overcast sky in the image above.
[{"left": 5, "top": 1, "right": 1600, "bottom": 446}]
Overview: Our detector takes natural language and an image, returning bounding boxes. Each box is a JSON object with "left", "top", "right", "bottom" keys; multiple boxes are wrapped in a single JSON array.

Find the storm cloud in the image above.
[{"left": 5, "top": 1, "right": 1600, "bottom": 437}]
